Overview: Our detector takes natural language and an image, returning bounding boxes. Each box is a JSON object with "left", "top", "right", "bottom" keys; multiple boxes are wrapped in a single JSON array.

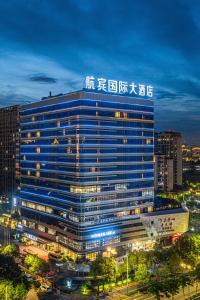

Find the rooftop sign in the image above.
[{"left": 84, "top": 76, "right": 153, "bottom": 98}]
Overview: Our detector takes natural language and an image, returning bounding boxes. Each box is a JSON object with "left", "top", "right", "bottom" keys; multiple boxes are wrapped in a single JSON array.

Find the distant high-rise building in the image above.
[
  {"left": 182, "top": 144, "right": 193, "bottom": 172},
  {"left": 155, "top": 131, "right": 182, "bottom": 191},
  {"left": 191, "top": 147, "right": 200, "bottom": 162},
  {"left": 0, "top": 105, "right": 20, "bottom": 211}
]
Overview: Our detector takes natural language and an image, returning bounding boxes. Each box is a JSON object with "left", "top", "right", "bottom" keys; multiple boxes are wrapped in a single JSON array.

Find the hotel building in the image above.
[{"left": 19, "top": 89, "right": 155, "bottom": 258}]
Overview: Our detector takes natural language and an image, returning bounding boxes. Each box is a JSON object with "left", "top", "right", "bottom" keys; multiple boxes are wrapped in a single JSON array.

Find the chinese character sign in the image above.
[{"left": 84, "top": 76, "right": 153, "bottom": 98}]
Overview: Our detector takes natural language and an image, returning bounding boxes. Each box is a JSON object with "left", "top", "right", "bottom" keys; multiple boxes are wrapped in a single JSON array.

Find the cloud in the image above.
[
  {"left": 0, "top": 93, "right": 36, "bottom": 107},
  {"left": 28, "top": 73, "right": 57, "bottom": 84},
  {"left": 0, "top": 0, "right": 199, "bottom": 144},
  {"left": 0, "top": 51, "right": 82, "bottom": 100}
]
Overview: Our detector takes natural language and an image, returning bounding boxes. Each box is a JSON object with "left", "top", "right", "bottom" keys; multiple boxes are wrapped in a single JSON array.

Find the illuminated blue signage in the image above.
[
  {"left": 91, "top": 230, "right": 115, "bottom": 239},
  {"left": 84, "top": 76, "right": 153, "bottom": 98}
]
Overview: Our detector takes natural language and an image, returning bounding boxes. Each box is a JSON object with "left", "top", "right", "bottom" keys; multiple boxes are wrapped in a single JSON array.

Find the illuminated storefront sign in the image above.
[
  {"left": 91, "top": 230, "right": 115, "bottom": 239},
  {"left": 84, "top": 76, "right": 153, "bottom": 98},
  {"left": 25, "top": 233, "right": 38, "bottom": 241}
]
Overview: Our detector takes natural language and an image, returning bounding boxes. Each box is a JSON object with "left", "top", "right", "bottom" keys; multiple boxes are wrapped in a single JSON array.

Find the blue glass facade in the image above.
[{"left": 19, "top": 91, "right": 154, "bottom": 255}]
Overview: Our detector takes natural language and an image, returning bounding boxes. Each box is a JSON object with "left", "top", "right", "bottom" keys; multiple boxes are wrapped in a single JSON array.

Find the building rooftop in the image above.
[{"left": 21, "top": 89, "right": 153, "bottom": 110}]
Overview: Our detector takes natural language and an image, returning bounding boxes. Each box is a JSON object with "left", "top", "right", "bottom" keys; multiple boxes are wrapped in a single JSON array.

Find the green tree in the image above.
[
  {"left": 193, "top": 263, "right": 200, "bottom": 292},
  {"left": 0, "top": 254, "right": 27, "bottom": 285},
  {"left": 174, "top": 235, "right": 200, "bottom": 266},
  {"left": 178, "top": 273, "right": 191, "bottom": 297},
  {"left": 147, "top": 280, "right": 164, "bottom": 300},
  {"left": 163, "top": 277, "right": 180, "bottom": 300},
  {"left": 90, "top": 256, "right": 117, "bottom": 293},
  {"left": 127, "top": 252, "right": 138, "bottom": 272},
  {"left": 167, "top": 249, "right": 182, "bottom": 275},
  {"left": 1, "top": 244, "right": 19, "bottom": 257},
  {"left": 12, "top": 282, "right": 28, "bottom": 300},
  {"left": 134, "top": 262, "right": 150, "bottom": 286},
  {"left": 0, "top": 280, "right": 27, "bottom": 300},
  {"left": 152, "top": 245, "right": 169, "bottom": 265},
  {"left": 117, "top": 261, "right": 127, "bottom": 280},
  {"left": 80, "top": 281, "right": 91, "bottom": 295},
  {"left": 24, "top": 254, "right": 44, "bottom": 274}
]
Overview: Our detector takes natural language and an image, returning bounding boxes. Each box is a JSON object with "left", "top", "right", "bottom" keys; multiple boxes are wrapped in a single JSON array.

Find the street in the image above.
[{"left": 105, "top": 281, "right": 200, "bottom": 300}]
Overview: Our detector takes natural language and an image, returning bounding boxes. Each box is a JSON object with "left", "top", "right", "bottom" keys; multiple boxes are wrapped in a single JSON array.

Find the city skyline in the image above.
[{"left": 0, "top": 0, "right": 200, "bottom": 144}]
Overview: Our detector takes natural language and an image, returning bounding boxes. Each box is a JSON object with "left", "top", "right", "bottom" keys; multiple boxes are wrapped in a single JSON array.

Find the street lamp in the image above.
[{"left": 126, "top": 250, "right": 129, "bottom": 295}]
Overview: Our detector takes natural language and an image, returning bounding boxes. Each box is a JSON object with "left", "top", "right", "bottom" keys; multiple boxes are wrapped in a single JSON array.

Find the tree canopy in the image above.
[{"left": 24, "top": 254, "right": 45, "bottom": 274}]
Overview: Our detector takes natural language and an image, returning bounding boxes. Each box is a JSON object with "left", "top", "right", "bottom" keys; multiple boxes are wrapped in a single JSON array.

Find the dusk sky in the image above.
[{"left": 0, "top": 0, "right": 199, "bottom": 145}]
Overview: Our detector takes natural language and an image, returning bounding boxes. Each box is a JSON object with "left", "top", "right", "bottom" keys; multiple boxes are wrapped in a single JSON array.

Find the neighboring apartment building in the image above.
[
  {"left": 155, "top": 131, "right": 182, "bottom": 192},
  {"left": 154, "top": 155, "right": 173, "bottom": 192},
  {"left": 0, "top": 105, "right": 20, "bottom": 212},
  {"left": 19, "top": 89, "right": 155, "bottom": 259}
]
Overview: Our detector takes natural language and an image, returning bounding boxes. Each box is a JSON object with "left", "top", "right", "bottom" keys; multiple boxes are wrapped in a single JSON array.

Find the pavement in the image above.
[
  {"left": 19, "top": 245, "right": 49, "bottom": 261},
  {"left": 26, "top": 288, "right": 39, "bottom": 300}
]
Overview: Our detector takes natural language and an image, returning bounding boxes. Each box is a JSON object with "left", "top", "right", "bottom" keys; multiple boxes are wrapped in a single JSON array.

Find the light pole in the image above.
[
  {"left": 126, "top": 249, "right": 129, "bottom": 295},
  {"left": 5, "top": 285, "right": 8, "bottom": 300}
]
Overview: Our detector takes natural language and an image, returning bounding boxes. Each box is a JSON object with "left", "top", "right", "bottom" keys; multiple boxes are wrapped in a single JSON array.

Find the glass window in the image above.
[
  {"left": 67, "top": 147, "right": 72, "bottom": 154},
  {"left": 115, "top": 184, "right": 127, "bottom": 191},
  {"left": 36, "top": 204, "right": 45, "bottom": 212},
  {"left": 48, "top": 228, "right": 56, "bottom": 235},
  {"left": 38, "top": 225, "right": 45, "bottom": 232},
  {"left": 29, "top": 222, "right": 35, "bottom": 229},
  {"left": 135, "top": 208, "right": 140, "bottom": 214},
  {"left": 22, "top": 219, "right": 27, "bottom": 226},
  {"left": 148, "top": 206, "right": 153, "bottom": 213},
  {"left": 142, "top": 189, "right": 154, "bottom": 197},
  {"left": 46, "top": 206, "right": 53, "bottom": 214},
  {"left": 115, "top": 112, "right": 120, "bottom": 118},
  {"left": 53, "top": 138, "right": 59, "bottom": 144},
  {"left": 70, "top": 185, "right": 101, "bottom": 193},
  {"left": 123, "top": 112, "right": 128, "bottom": 119},
  {"left": 27, "top": 202, "right": 35, "bottom": 209},
  {"left": 146, "top": 138, "right": 152, "bottom": 144}
]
